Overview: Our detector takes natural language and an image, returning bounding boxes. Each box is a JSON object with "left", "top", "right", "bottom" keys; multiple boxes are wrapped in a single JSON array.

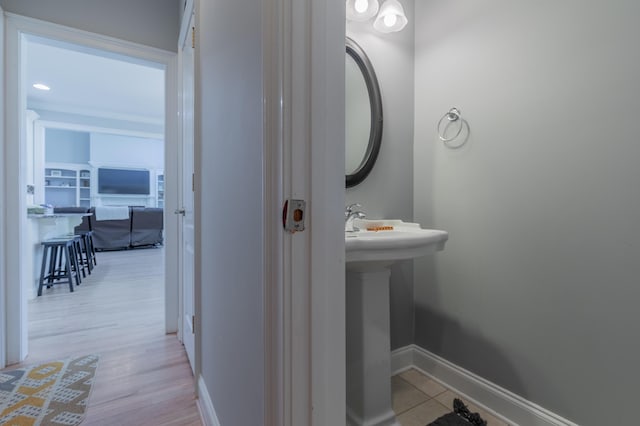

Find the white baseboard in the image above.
[
  {"left": 197, "top": 375, "right": 221, "bottom": 426},
  {"left": 391, "top": 345, "right": 579, "bottom": 426}
]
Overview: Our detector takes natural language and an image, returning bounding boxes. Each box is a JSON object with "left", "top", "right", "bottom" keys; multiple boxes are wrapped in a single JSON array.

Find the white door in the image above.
[{"left": 180, "top": 16, "right": 196, "bottom": 373}]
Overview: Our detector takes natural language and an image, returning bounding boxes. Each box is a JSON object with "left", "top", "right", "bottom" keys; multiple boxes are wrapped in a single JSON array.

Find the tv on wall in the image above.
[{"left": 98, "top": 168, "right": 150, "bottom": 195}]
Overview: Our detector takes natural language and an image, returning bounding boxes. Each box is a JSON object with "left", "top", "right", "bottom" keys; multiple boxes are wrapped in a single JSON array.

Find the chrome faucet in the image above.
[{"left": 345, "top": 203, "right": 366, "bottom": 232}]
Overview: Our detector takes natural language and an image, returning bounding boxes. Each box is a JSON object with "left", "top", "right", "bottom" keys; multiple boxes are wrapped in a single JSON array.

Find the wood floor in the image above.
[{"left": 8, "top": 247, "right": 202, "bottom": 426}]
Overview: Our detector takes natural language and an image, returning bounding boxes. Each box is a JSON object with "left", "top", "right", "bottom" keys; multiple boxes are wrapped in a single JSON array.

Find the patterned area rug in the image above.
[{"left": 0, "top": 354, "right": 99, "bottom": 426}]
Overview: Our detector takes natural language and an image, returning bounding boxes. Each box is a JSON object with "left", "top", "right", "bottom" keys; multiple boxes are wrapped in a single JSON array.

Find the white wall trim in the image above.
[
  {"left": 391, "top": 345, "right": 580, "bottom": 426},
  {"left": 27, "top": 100, "right": 164, "bottom": 127},
  {"left": 262, "top": 0, "right": 285, "bottom": 423},
  {"left": 0, "top": 5, "right": 7, "bottom": 368},
  {"left": 2, "top": 12, "right": 179, "bottom": 364},
  {"left": 178, "top": 0, "right": 195, "bottom": 50},
  {"left": 162, "top": 40, "right": 180, "bottom": 336},
  {"left": 283, "top": 0, "right": 313, "bottom": 422},
  {"left": 35, "top": 119, "right": 163, "bottom": 142},
  {"left": 196, "top": 375, "right": 221, "bottom": 426},
  {"left": 4, "top": 12, "right": 29, "bottom": 364},
  {"left": 5, "top": 13, "right": 174, "bottom": 64},
  {"left": 390, "top": 345, "right": 414, "bottom": 374}
]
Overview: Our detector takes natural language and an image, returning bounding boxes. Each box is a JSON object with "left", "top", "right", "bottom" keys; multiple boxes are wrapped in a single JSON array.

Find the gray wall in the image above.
[
  {"left": 413, "top": 1, "right": 640, "bottom": 424},
  {"left": 45, "top": 128, "right": 89, "bottom": 163},
  {"left": 0, "top": 0, "right": 179, "bottom": 52},
  {"left": 197, "top": 0, "right": 265, "bottom": 424},
  {"left": 346, "top": 0, "right": 415, "bottom": 350},
  {"left": 178, "top": 0, "right": 187, "bottom": 28}
]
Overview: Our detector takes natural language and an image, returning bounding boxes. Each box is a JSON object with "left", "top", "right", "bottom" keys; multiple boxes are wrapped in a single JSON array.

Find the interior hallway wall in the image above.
[
  {"left": 413, "top": 1, "right": 640, "bottom": 424},
  {"left": 196, "top": 0, "right": 265, "bottom": 423},
  {"left": 0, "top": 0, "right": 179, "bottom": 52},
  {"left": 346, "top": 0, "right": 415, "bottom": 349}
]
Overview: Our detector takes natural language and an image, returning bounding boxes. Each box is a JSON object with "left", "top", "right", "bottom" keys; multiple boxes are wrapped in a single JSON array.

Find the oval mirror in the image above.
[{"left": 345, "top": 37, "right": 383, "bottom": 188}]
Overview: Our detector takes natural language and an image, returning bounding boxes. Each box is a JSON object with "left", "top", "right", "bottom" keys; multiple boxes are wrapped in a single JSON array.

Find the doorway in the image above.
[{"left": 2, "top": 14, "right": 179, "bottom": 366}]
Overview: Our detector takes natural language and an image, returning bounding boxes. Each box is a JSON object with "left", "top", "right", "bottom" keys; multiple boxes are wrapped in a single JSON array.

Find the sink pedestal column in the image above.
[{"left": 346, "top": 265, "right": 399, "bottom": 426}]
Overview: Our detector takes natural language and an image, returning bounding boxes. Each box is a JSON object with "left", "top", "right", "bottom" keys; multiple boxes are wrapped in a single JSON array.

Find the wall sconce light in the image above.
[
  {"left": 373, "top": 0, "right": 408, "bottom": 33},
  {"left": 346, "top": 0, "right": 407, "bottom": 33},
  {"left": 346, "top": 0, "right": 380, "bottom": 22}
]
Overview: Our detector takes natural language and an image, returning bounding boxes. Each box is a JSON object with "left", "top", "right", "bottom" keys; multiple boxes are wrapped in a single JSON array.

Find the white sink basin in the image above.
[{"left": 345, "top": 219, "right": 448, "bottom": 266}]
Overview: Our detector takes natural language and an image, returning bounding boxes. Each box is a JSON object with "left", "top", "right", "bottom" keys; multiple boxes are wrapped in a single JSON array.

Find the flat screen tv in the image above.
[{"left": 98, "top": 168, "right": 150, "bottom": 195}]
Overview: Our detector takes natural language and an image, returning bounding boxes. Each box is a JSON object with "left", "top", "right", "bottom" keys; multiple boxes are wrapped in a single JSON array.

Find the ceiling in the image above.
[{"left": 26, "top": 36, "right": 165, "bottom": 125}]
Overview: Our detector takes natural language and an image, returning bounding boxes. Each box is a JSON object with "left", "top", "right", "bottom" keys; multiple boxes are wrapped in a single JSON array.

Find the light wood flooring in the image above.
[{"left": 6, "top": 247, "right": 202, "bottom": 426}]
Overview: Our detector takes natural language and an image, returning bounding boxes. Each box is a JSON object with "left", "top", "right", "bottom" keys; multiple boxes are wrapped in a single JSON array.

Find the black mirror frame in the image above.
[{"left": 345, "top": 37, "right": 383, "bottom": 188}]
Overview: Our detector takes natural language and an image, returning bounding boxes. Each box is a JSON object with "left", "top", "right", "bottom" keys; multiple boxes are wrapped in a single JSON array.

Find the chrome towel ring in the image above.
[{"left": 437, "top": 107, "right": 463, "bottom": 142}]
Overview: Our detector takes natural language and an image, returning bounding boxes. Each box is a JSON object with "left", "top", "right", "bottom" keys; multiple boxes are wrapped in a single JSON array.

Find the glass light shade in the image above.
[
  {"left": 373, "top": 0, "right": 408, "bottom": 33},
  {"left": 346, "top": 0, "right": 379, "bottom": 22}
]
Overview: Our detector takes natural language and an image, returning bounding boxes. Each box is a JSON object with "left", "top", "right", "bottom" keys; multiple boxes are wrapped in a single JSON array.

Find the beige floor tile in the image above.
[
  {"left": 396, "top": 399, "right": 450, "bottom": 426},
  {"left": 392, "top": 376, "right": 430, "bottom": 415},
  {"left": 434, "top": 390, "right": 508, "bottom": 426},
  {"left": 433, "top": 390, "right": 457, "bottom": 409},
  {"left": 399, "top": 369, "right": 447, "bottom": 398}
]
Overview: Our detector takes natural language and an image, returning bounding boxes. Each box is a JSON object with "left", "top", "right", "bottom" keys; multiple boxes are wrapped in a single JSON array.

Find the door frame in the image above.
[
  {"left": 262, "top": 0, "right": 346, "bottom": 424},
  {"left": 1, "top": 13, "right": 179, "bottom": 365},
  {"left": 0, "top": 4, "right": 6, "bottom": 369}
]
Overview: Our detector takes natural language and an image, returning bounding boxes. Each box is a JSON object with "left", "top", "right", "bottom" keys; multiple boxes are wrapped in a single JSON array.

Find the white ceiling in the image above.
[{"left": 26, "top": 36, "right": 165, "bottom": 125}]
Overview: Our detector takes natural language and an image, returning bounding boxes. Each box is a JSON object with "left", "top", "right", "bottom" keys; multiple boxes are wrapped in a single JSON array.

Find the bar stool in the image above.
[
  {"left": 38, "top": 237, "right": 82, "bottom": 296},
  {"left": 80, "top": 230, "right": 97, "bottom": 269},
  {"left": 74, "top": 231, "right": 96, "bottom": 276},
  {"left": 71, "top": 235, "right": 87, "bottom": 278}
]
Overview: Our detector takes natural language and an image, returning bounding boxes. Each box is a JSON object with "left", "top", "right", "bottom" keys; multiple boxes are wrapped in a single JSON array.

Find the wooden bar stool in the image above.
[
  {"left": 80, "top": 230, "right": 97, "bottom": 269},
  {"left": 38, "top": 237, "right": 82, "bottom": 296},
  {"left": 49, "top": 238, "right": 81, "bottom": 285},
  {"left": 71, "top": 235, "right": 87, "bottom": 279},
  {"left": 74, "top": 231, "right": 96, "bottom": 276}
]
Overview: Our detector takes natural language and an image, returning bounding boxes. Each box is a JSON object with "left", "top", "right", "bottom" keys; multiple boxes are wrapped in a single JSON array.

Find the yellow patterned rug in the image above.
[{"left": 0, "top": 354, "right": 99, "bottom": 426}]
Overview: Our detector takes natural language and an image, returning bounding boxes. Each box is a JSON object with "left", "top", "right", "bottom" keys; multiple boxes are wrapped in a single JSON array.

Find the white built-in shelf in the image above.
[
  {"left": 157, "top": 174, "right": 164, "bottom": 208},
  {"left": 44, "top": 166, "right": 91, "bottom": 208}
]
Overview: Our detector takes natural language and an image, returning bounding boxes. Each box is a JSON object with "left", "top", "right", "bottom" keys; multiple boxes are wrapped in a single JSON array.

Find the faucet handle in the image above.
[{"left": 345, "top": 203, "right": 362, "bottom": 214}]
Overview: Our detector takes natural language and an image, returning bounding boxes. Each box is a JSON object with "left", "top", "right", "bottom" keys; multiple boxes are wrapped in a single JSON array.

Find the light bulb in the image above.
[
  {"left": 383, "top": 13, "right": 397, "bottom": 27},
  {"left": 354, "top": 0, "right": 368, "bottom": 13},
  {"left": 346, "top": 0, "right": 378, "bottom": 22},
  {"left": 373, "top": 0, "right": 407, "bottom": 33}
]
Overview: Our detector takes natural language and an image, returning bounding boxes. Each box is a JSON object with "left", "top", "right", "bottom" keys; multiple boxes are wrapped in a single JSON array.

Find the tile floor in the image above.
[{"left": 392, "top": 369, "right": 510, "bottom": 426}]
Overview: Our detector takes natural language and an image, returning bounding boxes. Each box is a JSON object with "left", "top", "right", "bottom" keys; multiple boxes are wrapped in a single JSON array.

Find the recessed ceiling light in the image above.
[{"left": 33, "top": 83, "right": 51, "bottom": 91}]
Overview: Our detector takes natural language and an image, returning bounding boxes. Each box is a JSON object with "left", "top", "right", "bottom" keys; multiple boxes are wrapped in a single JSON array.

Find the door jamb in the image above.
[
  {"left": 0, "top": 5, "right": 6, "bottom": 369},
  {"left": 263, "top": 0, "right": 346, "bottom": 424}
]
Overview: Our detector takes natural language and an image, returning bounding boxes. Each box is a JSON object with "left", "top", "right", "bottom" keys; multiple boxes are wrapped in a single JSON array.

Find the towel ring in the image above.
[{"left": 437, "top": 107, "right": 463, "bottom": 142}]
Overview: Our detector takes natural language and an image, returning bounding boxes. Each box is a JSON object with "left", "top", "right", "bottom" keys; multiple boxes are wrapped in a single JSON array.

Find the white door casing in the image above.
[
  {"left": 0, "top": 4, "right": 6, "bottom": 368},
  {"left": 262, "top": 0, "right": 346, "bottom": 424},
  {"left": 179, "top": 10, "right": 196, "bottom": 374},
  {"left": 1, "top": 13, "right": 179, "bottom": 365}
]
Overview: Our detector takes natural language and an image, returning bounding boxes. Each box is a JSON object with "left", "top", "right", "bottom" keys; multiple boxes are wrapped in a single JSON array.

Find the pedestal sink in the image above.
[{"left": 345, "top": 219, "right": 448, "bottom": 426}]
